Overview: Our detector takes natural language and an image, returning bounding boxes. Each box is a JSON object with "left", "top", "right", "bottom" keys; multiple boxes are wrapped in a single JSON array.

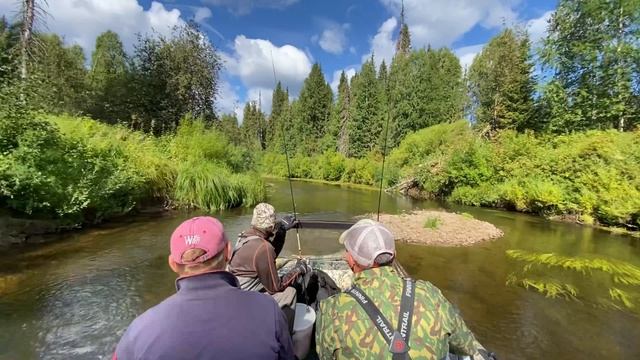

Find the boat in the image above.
[{"left": 277, "top": 252, "right": 493, "bottom": 360}]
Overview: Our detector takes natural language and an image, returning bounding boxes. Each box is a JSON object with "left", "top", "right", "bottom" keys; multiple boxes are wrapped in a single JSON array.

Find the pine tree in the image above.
[
  {"left": 296, "top": 63, "right": 333, "bottom": 154},
  {"left": 541, "top": 0, "right": 640, "bottom": 132},
  {"left": 388, "top": 54, "right": 412, "bottom": 148},
  {"left": 241, "top": 101, "right": 266, "bottom": 150},
  {"left": 468, "top": 28, "right": 536, "bottom": 132},
  {"left": 88, "top": 31, "right": 129, "bottom": 124},
  {"left": 218, "top": 113, "right": 241, "bottom": 144},
  {"left": 328, "top": 71, "right": 352, "bottom": 155},
  {"left": 349, "top": 58, "right": 383, "bottom": 157},
  {"left": 268, "top": 82, "right": 288, "bottom": 150}
]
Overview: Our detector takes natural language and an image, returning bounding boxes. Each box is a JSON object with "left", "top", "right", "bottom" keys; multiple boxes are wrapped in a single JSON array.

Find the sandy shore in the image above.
[{"left": 376, "top": 210, "right": 503, "bottom": 246}]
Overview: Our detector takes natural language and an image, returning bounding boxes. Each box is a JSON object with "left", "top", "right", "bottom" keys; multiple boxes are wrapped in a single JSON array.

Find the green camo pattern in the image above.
[{"left": 316, "top": 266, "right": 478, "bottom": 360}]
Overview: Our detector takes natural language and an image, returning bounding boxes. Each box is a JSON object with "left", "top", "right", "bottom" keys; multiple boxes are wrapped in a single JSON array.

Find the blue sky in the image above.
[{"left": 0, "top": 0, "right": 558, "bottom": 119}]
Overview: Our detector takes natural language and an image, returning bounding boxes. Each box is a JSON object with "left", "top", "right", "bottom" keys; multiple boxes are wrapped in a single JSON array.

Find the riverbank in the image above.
[
  {"left": 0, "top": 107, "right": 265, "bottom": 233},
  {"left": 261, "top": 122, "right": 640, "bottom": 234}
]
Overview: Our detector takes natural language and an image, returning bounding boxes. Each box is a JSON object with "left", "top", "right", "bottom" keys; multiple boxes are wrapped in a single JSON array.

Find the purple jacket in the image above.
[{"left": 114, "top": 271, "right": 294, "bottom": 360}]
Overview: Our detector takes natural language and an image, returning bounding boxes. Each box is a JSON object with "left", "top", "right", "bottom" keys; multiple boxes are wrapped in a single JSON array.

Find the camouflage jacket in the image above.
[{"left": 316, "top": 266, "right": 478, "bottom": 360}]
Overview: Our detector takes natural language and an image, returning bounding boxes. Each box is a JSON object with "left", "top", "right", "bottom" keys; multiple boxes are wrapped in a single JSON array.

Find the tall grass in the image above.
[{"left": 42, "top": 115, "right": 265, "bottom": 220}]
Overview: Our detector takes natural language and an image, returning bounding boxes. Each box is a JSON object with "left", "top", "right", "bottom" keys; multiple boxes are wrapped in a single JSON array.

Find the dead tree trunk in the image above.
[{"left": 20, "top": 0, "right": 35, "bottom": 80}]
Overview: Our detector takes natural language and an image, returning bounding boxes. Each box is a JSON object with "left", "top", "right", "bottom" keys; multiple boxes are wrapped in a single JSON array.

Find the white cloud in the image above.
[
  {"left": 202, "top": 0, "right": 298, "bottom": 16},
  {"left": 194, "top": 6, "right": 213, "bottom": 23},
  {"left": 0, "top": 0, "right": 184, "bottom": 57},
  {"left": 455, "top": 43, "right": 485, "bottom": 70},
  {"left": 362, "top": 17, "right": 397, "bottom": 67},
  {"left": 330, "top": 68, "right": 357, "bottom": 94},
  {"left": 378, "top": 0, "right": 519, "bottom": 49},
  {"left": 527, "top": 10, "right": 553, "bottom": 45},
  {"left": 317, "top": 23, "right": 350, "bottom": 55},
  {"left": 222, "top": 35, "right": 312, "bottom": 96}
]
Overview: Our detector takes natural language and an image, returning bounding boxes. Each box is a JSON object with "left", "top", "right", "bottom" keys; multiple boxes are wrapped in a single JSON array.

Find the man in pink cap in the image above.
[{"left": 113, "top": 216, "right": 295, "bottom": 360}]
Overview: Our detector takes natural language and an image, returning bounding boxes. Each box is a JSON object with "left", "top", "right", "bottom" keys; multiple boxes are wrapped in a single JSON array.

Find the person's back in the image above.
[
  {"left": 315, "top": 219, "right": 477, "bottom": 360},
  {"left": 316, "top": 266, "right": 477, "bottom": 359},
  {"left": 114, "top": 216, "right": 294, "bottom": 360},
  {"left": 115, "top": 272, "right": 291, "bottom": 360}
]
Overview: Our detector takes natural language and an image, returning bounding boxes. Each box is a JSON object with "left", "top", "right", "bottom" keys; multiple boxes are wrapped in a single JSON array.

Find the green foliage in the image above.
[
  {"left": 467, "top": 28, "right": 536, "bottom": 132},
  {"left": 506, "top": 249, "right": 640, "bottom": 313},
  {"left": 460, "top": 212, "right": 475, "bottom": 220},
  {"left": 173, "top": 162, "right": 264, "bottom": 211},
  {"left": 267, "top": 82, "right": 288, "bottom": 150},
  {"left": 349, "top": 58, "right": 384, "bottom": 157},
  {"left": 129, "top": 22, "right": 221, "bottom": 134},
  {"left": 0, "top": 97, "right": 144, "bottom": 224},
  {"left": 390, "top": 122, "right": 640, "bottom": 228},
  {"left": 86, "top": 31, "right": 129, "bottom": 124},
  {"left": 259, "top": 151, "right": 383, "bottom": 187},
  {"left": 423, "top": 216, "right": 441, "bottom": 229},
  {"left": 506, "top": 250, "right": 640, "bottom": 286},
  {"left": 0, "top": 104, "right": 265, "bottom": 224},
  {"left": 294, "top": 63, "right": 333, "bottom": 154},
  {"left": 541, "top": 0, "right": 640, "bottom": 132},
  {"left": 26, "top": 34, "right": 88, "bottom": 114},
  {"left": 241, "top": 101, "right": 266, "bottom": 150},
  {"left": 506, "top": 275, "right": 579, "bottom": 299}
]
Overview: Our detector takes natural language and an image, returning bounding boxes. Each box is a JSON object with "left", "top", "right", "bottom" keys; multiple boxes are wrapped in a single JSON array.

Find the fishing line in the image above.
[
  {"left": 271, "top": 51, "right": 302, "bottom": 257},
  {"left": 377, "top": 103, "right": 391, "bottom": 221}
]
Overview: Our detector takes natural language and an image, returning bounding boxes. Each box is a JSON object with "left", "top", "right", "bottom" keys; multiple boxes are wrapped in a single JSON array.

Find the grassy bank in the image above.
[
  {"left": 261, "top": 121, "right": 640, "bottom": 230},
  {"left": 0, "top": 104, "right": 264, "bottom": 225}
]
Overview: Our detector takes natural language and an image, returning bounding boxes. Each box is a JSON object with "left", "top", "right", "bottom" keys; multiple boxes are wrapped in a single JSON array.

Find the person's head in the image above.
[
  {"left": 251, "top": 203, "right": 277, "bottom": 234},
  {"left": 168, "top": 216, "right": 231, "bottom": 277},
  {"left": 339, "top": 219, "right": 395, "bottom": 273}
]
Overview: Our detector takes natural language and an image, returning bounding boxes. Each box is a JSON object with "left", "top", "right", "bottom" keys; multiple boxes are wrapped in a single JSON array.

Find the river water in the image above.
[{"left": 0, "top": 180, "right": 639, "bottom": 359}]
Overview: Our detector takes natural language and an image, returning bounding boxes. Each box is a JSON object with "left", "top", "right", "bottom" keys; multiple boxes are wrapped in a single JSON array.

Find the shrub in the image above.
[{"left": 1, "top": 111, "right": 144, "bottom": 223}]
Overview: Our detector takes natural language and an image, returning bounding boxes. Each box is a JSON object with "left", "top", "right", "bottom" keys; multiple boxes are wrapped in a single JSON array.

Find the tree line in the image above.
[
  {"left": 1, "top": 0, "right": 638, "bottom": 153},
  {"left": 235, "top": 0, "right": 639, "bottom": 158},
  {"left": 0, "top": 16, "right": 221, "bottom": 135}
]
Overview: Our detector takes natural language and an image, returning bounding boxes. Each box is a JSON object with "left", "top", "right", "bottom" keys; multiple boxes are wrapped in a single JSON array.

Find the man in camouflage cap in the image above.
[
  {"left": 315, "top": 219, "right": 479, "bottom": 360},
  {"left": 228, "top": 203, "right": 308, "bottom": 328}
]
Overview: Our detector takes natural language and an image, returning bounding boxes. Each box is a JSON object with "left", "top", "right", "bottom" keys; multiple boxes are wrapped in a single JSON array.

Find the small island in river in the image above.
[{"left": 376, "top": 210, "right": 504, "bottom": 246}]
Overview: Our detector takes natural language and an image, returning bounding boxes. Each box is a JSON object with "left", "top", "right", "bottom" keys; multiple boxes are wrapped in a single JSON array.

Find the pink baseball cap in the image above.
[{"left": 170, "top": 216, "right": 228, "bottom": 265}]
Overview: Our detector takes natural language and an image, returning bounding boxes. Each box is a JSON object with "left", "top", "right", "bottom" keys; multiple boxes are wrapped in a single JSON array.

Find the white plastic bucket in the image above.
[{"left": 292, "top": 303, "right": 316, "bottom": 359}]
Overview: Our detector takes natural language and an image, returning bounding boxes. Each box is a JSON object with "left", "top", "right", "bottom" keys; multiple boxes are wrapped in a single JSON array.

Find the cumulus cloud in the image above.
[
  {"left": 330, "top": 68, "right": 357, "bottom": 94},
  {"left": 455, "top": 44, "right": 485, "bottom": 70},
  {"left": 316, "top": 23, "right": 350, "bottom": 55},
  {"left": 223, "top": 35, "right": 312, "bottom": 96},
  {"left": 220, "top": 35, "right": 313, "bottom": 119},
  {"left": 202, "top": 0, "right": 298, "bottom": 16},
  {"left": 527, "top": 10, "right": 553, "bottom": 45},
  {"left": 362, "top": 17, "right": 397, "bottom": 67},
  {"left": 378, "top": 0, "right": 519, "bottom": 49},
  {"left": 0, "top": 0, "right": 184, "bottom": 56}
]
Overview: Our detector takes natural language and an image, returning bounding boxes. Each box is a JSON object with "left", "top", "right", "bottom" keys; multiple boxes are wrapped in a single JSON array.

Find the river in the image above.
[{"left": 1, "top": 179, "right": 639, "bottom": 359}]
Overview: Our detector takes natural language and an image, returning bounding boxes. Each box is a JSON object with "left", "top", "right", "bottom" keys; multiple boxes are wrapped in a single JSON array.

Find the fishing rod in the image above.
[{"left": 271, "top": 51, "right": 303, "bottom": 257}]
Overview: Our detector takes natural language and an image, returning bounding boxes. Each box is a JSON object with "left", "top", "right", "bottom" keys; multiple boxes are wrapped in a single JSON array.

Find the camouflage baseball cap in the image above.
[
  {"left": 251, "top": 203, "right": 276, "bottom": 230},
  {"left": 339, "top": 219, "right": 395, "bottom": 267}
]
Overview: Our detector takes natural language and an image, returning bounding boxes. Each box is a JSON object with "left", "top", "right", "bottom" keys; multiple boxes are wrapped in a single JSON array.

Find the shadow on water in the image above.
[{"left": 0, "top": 179, "right": 639, "bottom": 359}]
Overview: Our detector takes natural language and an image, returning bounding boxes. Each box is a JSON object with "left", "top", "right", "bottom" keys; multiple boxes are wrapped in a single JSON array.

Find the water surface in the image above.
[{"left": 1, "top": 180, "right": 639, "bottom": 359}]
